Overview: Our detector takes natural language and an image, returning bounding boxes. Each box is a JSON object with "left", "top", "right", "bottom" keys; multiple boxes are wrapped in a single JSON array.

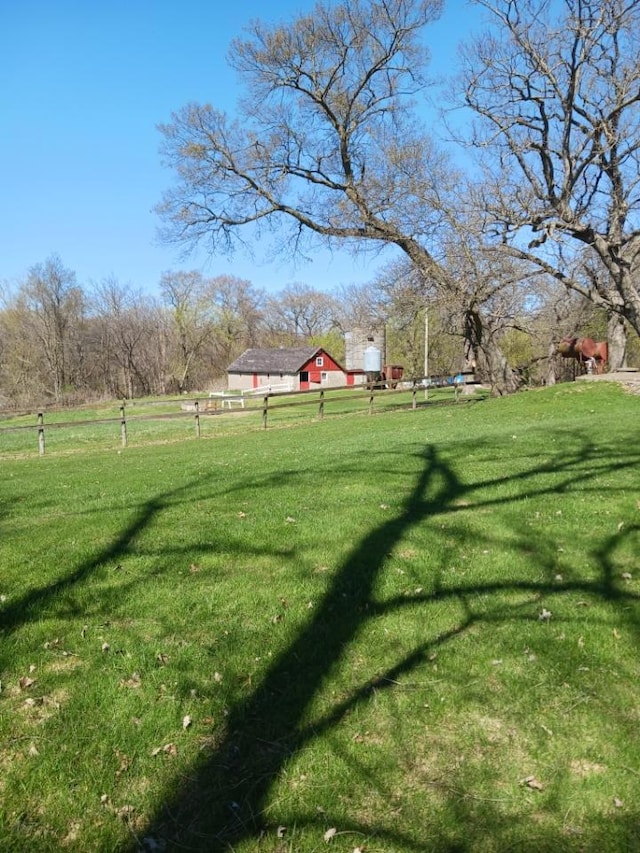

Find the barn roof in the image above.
[{"left": 227, "top": 347, "right": 323, "bottom": 374}]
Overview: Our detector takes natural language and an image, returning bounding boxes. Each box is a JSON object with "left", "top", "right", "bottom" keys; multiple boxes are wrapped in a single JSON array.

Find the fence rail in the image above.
[{"left": 0, "top": 382, "right": 478, "bottom": 456}]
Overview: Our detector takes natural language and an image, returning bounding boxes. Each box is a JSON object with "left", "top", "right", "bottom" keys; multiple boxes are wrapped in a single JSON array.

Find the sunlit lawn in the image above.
[
  {"left": 0, "top": 385, "right": 458, "bottom": 457},
  {"left": 0, "top": 381, "right": 638, "bottom": 851}
]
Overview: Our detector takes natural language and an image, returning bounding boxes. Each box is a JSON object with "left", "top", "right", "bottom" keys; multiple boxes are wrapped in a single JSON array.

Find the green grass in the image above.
[
  {"left": 0, "top": 381, "right": 639, "bottom": 851},
  {"left": 0, "top": 385, "right": 462, "bottom": 457}
]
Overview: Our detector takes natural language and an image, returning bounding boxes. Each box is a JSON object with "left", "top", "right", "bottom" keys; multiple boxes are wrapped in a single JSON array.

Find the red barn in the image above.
[{"left": 226, "top": 347, "right": 350, "bottom": 392}]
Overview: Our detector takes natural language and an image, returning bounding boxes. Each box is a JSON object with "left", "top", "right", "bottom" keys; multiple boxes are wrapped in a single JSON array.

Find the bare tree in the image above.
[
  {"left": 461, "top": 0, "right": 640, "bottom": 366},
  {"left": 207, "top": 274, "right": 266, "bottom": 373},
  {"left": 532, "top": 278, "right": 603, "bottom": 385},
  {"left": 92, "top": 278, "right": 163, "bottom": 399},
  {"left": 19, "top": 256, "right": 85, "bottom": 402},
  {"left": 378, "top": 222, "right": 540, "bottom": 388},
  {"left": 160, "top": 270, "right": 217, "bottom": 392},
  {"left": 0, "top": 293, "right": 48, "bottom": 406},
  {"left": 156, "top": 0, "right": 520, "bottom": 394},
  {"left": 375, "top": 263, "right": 431, "bottom": 378},
  {"left": 442, "top": 210, "right": 543, "bottom": 389},
  {"left": 333, "top": 281, "right": 387, "bottom": 334},
  {"left": 264, "top": 284, "right": 340, "bottom": 342}
]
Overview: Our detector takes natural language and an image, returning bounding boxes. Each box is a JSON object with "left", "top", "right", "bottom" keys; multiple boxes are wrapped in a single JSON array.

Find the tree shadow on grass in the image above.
[
  {"left": 0, "top": 467, "right": 297, "bottom": 668},
  {"left": 0, "top": 487, "right": 186, "bottom": 651},
  {"left": 2, "top": 428, "right": 639, "bottom": 851},
  {"left": 121, "top": 444, "right": 452, "bottom": 851},
  {"left": 133, "top": 435, "right": 640, "bottom": 851}
]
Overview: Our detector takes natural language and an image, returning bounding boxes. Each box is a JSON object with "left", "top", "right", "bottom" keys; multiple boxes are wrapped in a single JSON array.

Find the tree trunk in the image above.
[
  {"left": 479, "top": 337, "right": 521, "bottom": 395},
  {"left": 546, "top": 340, "right": 557, "bottom": 386},
  {"left": 464, "top": 308, "right": 520, "bottom": 396},
  {"left": 607, "top": 313, "right": 627, "bottom": 370}
]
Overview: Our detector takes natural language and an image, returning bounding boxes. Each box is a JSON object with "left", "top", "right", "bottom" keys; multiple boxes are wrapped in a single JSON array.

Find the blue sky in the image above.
[{"left": 0, "top": 0, "right": 481, "bottom": 296}]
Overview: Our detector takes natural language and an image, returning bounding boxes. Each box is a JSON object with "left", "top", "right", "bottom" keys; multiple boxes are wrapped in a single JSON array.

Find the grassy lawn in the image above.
[
  {"left": 0, "top": 381, "right": 639, "bottom": 851},
  {"left": 0, "top": 386, "right": 460, "bottom": 457}
]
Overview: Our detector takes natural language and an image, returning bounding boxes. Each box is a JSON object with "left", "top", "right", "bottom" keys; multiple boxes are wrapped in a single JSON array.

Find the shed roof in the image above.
[{"left": 227, "top": 347, "right": 323, "bottom": 374}]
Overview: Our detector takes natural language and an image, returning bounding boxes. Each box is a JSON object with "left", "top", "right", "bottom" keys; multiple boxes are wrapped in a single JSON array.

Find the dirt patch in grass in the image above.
[
  {"left": 15, "top": 688, "right": 70, "bottom": 724},
  {"left": 570, "top": 759, "right": 607, "bottom": 777},
  {"left": 46, "top": 655, "right": 85, "bottom": 674}
]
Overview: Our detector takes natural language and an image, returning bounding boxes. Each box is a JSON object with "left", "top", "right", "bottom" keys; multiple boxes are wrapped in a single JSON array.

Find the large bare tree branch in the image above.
[
  {"left": 157, "top": 0, "right": 526, "bottom": 393},
  {"left": 157, "top": 0, "right": 445, "bottom": 259},
  {"left": 461, "top": 0, "right": 640, "bottom": 355}
]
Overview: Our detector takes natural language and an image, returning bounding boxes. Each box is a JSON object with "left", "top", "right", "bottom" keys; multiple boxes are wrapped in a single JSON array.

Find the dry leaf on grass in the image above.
[
  {"left": 324, "top": 827, "right": 338, "bottom": 842},
  {"left": 116, "top": 805, "right": 135, "bottom": 821},
  {"left": 151, "top": 742, "right": 178, "bottom": 757},
  {"left": 521, "top": 775, "right": 544, "bottom": 791},
  {"left": 114, "top": 750, "right": 131, "bottom": 780}
]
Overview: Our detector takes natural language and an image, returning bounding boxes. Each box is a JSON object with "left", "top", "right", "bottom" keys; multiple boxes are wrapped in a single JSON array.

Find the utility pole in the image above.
[{"left": 424, "top": 307, "right": 429, "bottom": 400}]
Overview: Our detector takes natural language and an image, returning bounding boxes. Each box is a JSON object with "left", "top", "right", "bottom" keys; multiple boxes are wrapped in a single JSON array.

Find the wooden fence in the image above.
[{"left": 0, "top": 382, "right": 475, "bottom": 456}]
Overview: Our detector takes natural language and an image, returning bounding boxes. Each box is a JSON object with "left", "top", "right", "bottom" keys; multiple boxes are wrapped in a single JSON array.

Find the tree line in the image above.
[
  {"left": 0, "top": 248, "right": 630, "bottom": 410},
  {"left": 0, "top": 258, "right": 337, "bottom": 407}
]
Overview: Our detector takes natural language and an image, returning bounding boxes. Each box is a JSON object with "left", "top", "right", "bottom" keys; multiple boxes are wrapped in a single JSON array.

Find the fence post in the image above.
[
  {"left": 120, "top": 405, "right": 128, "bottom": 447},
  {"left": 262, "top": 395, "right": 269, "bottom": 429},
  {"left": 319, "top": 389, "right": 324, "bottom": 420},
  {"left": 369, "top": 388, "right": 374, "bottom": 415},
  {"left": 412, "top": 385, "right": 417, "bottom": 410},
  {"left": 38, "top": 412, "right": 45, "bottom": 456},
  {"left": 194, "top": 400, "right": 200, "bottom": 438}
]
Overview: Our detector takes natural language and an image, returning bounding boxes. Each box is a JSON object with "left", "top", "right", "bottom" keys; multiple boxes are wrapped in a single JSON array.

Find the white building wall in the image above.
[{"left": 228, "top": 373, "right": 298, "bottom": 392}]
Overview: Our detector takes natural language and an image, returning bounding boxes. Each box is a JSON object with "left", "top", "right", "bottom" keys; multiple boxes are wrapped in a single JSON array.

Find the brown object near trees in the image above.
[{"left": 557, "top": 337, "right": 609, "bottom": 374}]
